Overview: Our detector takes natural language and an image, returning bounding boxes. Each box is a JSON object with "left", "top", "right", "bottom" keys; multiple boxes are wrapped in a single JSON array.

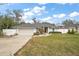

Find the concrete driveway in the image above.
[{"left": 0, "top": 29, "right": 34, "bottom": 56}]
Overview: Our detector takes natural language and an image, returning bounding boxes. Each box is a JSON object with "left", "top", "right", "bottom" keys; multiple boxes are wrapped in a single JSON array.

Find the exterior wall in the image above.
[
  {"left": 77, "top": 28, "right": 79, "bottom": 32},
  {"left": 48, "top": 28, "right": 52, "bottom": 33},
  {"left": 48, "top": 28, "right": 68, "bottom": 33},
  {"left": 18, "top": 29, "right": 36, "bottom": 35},
  {"left": 69, "top": 27, "right": 76, "bottom": 31},
  {"left": 3, "top": 28, "right": 36, "bottom": 36},
  {"left": 3, "top": 29, "right": 18, "bottom": 36},
  {"left": 2, "top": 28, "right": 70, "bottom": 36},
  {"left": 55, "top": 29, "right": 68, "bottom": 33}
]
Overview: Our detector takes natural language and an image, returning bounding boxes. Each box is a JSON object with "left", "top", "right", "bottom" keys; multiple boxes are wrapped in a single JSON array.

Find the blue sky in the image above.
[{"left": 0, "top": 3, "right": 79, "bottom": 24}]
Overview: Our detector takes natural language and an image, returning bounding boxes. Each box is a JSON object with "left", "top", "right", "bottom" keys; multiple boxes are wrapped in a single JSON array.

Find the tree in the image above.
[
  {"left": 32, "top": 17, "right": 36, "bottom": 24},
  {"left": 67, "top": 29, "right": 71, "bottom": 34},
  {"left": 67, "top": 28, "right": 75, "bottom": 34},
  {"left": 62, "top": 19, "right": 79, "bottom": 32},
  {"left": 13, "top": 10, "right": 23, "bottom": 22},
  {"left": 62, "top": 19, "right": 75, "bottom": 26},
  {"left": 6, "top": 9, "right": 23, "bottom": 24},
  {"left": 32, "top": 17, "right": 40, "bottom": 24},
  {"left": 0, "top": 15, "right": 16, "bottom": 29}
]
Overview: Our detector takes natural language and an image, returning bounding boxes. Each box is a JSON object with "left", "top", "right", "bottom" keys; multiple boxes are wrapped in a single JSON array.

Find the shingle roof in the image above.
[
  {"left": 55, "top": 24, "right": 79, "bottom": 29},
  {"left": 13, "top": 22, "right": 55, "bottom": 29}
]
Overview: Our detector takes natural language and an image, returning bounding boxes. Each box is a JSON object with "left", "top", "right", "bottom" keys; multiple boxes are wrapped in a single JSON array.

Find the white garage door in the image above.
[{"left": 18, "top": 29, "right": 36, "bottom": 35}]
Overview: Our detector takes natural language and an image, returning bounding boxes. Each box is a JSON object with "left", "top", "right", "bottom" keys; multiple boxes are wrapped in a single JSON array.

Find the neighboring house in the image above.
[
  {"left": 54, "top": 24, "right": 79, "bottom": 33},
  {"left": 54, "top": 25, "right": 68, "bottom": 33},
  {"left": 77, "top": 25, "right": 79, "bottom": 32},
  {"left": 64, "top": 23, "right": 79, "bottom": 32}
]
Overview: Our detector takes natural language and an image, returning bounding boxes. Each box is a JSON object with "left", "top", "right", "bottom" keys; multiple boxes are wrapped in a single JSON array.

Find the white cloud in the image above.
[
  {"left": 21, "top": 14, "right": 34, "bottom": 23},
  {"left": 25, "top": 19, "right": 33, "bottom": 23},
  {"left": 53, "top": 14, "right": 66, "bottom": 18},
  {"left": 40, "top": 16, "right": 52, "bottom": 22},
  {"left": 23, "top": 6, "right": 46, "bottom": 17},
  {"left": 69, "top": 11, "right": 79, "bottom": 17},
  {"left": 22, "top": 15, "right": 28, "bottom": 19},
  {"left": 53, "top": 15, "right": 58, "bottom": 18},
  {"left": 58, "top": 14, "right": 66, "bottom": 18},
  {"left": 41, "top": 17, "right": 52, "bottom": 21},
  {"left": 23, "top": 8, "right": 30, "bottom": 11},
  {"left": 21, "top": 11, "right": 34, "bottom": 23},
  {"left": 21, "top": 6, "right": 47, "bottom": 23},
  {"left": 31, "top": 6, "right": 46, "bottom": 15},
  {"left": 24, "top": 11, "right": 34, "bottom": 16}
]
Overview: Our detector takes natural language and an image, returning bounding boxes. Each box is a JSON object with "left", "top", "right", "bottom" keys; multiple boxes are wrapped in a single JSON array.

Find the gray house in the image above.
[
  {"left": 14, "top": 22, "right": 55, "bottom": 33},
  {"left": 54, "top": 24, "right": 79, "bottom": 33}
]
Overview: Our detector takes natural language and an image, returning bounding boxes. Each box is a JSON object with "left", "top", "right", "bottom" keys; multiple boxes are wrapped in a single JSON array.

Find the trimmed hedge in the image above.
[{"left": 49, "top": 31, "right": 62, "bottom": 34}]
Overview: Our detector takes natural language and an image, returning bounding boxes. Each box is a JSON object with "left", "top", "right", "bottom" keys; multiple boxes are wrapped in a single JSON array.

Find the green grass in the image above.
[{"left": 15, "top": 33, "right": 79, "bottom": 56}]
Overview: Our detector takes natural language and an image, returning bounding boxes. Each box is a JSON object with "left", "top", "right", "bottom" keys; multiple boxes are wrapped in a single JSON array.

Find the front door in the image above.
[{"left": 45, "top": 27, "right": 48, "bottom": 33}]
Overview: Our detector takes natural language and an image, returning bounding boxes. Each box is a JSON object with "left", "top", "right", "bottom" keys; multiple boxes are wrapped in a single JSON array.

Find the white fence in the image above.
[{"left": 3, "top": 29, "right": 18, "bottom": 36}]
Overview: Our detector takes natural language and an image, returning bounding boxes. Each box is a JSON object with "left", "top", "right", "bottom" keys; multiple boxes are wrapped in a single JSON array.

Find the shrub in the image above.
[
  {"left": 67, "top": 29, "right": 71, "bottom": 34},
  {"left": 39, "top": 28, "right": 44, "bottom": 34},
  {"left": 52, "top": 28, "right": 55, "bottom": 32},
  {"left": 71, "top": 28, "right": 75, "bottom": 34},
  {"left": 49, "top": 31, "right": 61, "bottom": 34},
  {"left": 36, "top": 27, "right": 45, "bottom": 35},
  {"left": 33, "top": 32, "right": 40, "bottom": 35},
  {"left": 67, "top": 28, "right": 75, "bottom": 34}
]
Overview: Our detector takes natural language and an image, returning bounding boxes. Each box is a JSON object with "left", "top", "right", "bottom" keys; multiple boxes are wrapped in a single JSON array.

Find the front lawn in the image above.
[{"left": 15, "top": 33, "right": 79, "bottom": 56}]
